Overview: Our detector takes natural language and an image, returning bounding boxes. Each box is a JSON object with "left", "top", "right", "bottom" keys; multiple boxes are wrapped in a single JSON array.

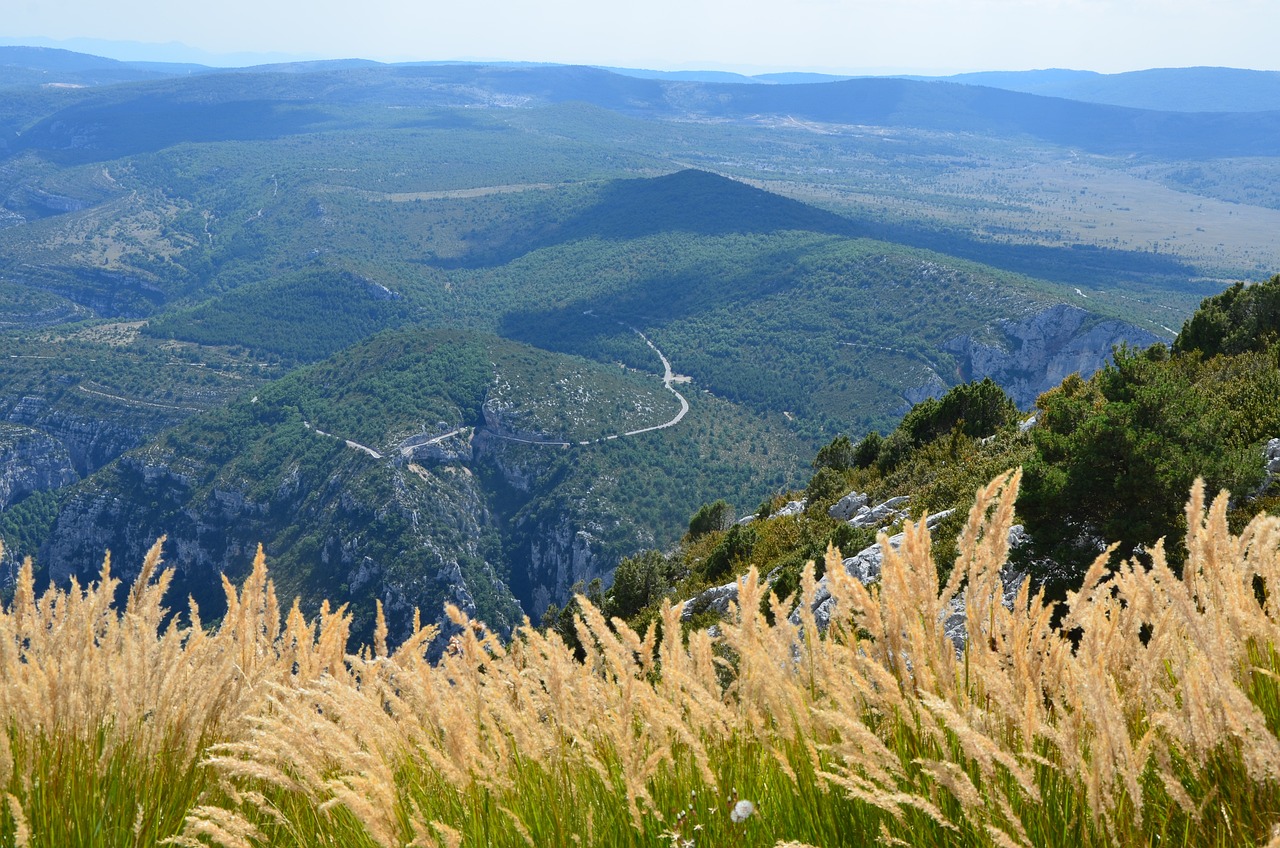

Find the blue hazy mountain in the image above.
[
  {"left": 7, "top": 60, "right": 1280, "bottom": 164},
  {"left": 925, "top": 67, "right": 1280, "bottom": 112}
]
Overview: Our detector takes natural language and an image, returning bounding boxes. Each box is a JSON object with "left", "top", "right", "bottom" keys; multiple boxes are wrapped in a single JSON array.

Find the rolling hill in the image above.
[{"left": 937, "top": 66, "right": 1280, "bottom": 113}]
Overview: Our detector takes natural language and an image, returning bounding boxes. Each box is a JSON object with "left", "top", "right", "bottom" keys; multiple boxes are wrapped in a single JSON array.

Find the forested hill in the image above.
[{"left": 12, "top": 327, "right": 804, "bottom": 647}]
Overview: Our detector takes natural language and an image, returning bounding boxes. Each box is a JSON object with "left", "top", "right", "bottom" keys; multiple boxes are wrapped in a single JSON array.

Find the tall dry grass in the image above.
[{"left": 1, "top": 469, "right": 1279, "bottom": 847}]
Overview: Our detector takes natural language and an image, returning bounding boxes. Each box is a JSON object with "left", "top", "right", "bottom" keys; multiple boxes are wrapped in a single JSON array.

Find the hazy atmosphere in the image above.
[{"left": 4, "top": 0, "right": 1278, "bottom": 73}]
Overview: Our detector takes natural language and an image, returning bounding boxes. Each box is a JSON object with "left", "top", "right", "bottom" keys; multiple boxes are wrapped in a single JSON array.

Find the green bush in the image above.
[
  {"left": 703, "top": 524, "right": 758, "bottom": 581},
  {"left": 804, "top": 467, "right": 848, "bottom": 508},
  {"left": 1173, "top": 274, "right": 1280, "bottom": 358},
  {"left": 1017, "top": 344, "right": 1280, "bottom": 591},
  {"left": 852, "top": 430, "right": 884, "bottom": 469},
  {"left": 813, "top": 435, "right": 856, "bottom": 471},
  {"left": 606, "top": 550, "right": 670, "bottom": 620},
  {"left": 878, "top": 378, "right": 1017, "bottom": 471},
  {"left": 688, "top": 499, "right": 735, "bottom": 540}
]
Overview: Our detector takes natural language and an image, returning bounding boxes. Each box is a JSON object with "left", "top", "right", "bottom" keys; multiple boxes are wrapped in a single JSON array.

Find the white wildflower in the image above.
[{"left": 730, "top": 800, "right": 755, "bottom": 823}]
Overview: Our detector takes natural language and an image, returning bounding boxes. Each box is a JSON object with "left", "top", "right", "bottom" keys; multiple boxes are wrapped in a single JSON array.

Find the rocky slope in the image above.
[
  {"left": 945, "top": 304, "right": 1162, "bottom": 408},
  {"left": 22, "top": 329, "right": 803, "bottom": 646},
  {"left": 0, "top": 423, "right": 78, "bottom": 511}
]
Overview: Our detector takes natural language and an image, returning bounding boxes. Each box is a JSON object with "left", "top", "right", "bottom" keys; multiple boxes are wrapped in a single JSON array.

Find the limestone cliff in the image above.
[
  {"left": 0, "top": 423, "right": 78, "bottom": 510},
  {"left": 944, "top": 304, "right": 1161, "bottom": 408}
]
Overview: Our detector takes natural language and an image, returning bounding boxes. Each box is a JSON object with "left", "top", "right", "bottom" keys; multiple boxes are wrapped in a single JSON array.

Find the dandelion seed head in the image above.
[{"left": 730, "top": 800, "right": 755, "bottom": 823}]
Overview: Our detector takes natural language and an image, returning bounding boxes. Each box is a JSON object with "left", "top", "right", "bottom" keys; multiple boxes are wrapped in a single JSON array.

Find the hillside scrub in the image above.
[
  {"left": 1172, "top": 273, "right": 1280, "bottom": 358},
  {"left": 1019, "top": 275, "right": 1280, "bottom": 592},
  {"left": 1, "top": 471, "right": 1279, "bottom": 846}
]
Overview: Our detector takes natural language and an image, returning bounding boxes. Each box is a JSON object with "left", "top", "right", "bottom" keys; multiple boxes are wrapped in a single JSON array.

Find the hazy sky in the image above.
[{"left": 5, "top": 0, "right": 1278, "bottom": 74}]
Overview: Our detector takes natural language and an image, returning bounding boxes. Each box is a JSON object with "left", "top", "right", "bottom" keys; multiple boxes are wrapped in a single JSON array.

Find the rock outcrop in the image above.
[
  {"left": 847, "top": 495, "right": 912, "bottom": 529},
  {"left": 945, "top": 304, "right": 1161, "bottom": 408},
  {"left": 1260, "top": 437, "right": 1280, "bottom": 494},
  {"left": 0, "top": 423, "right": 78, "bottom": 510},
  {"left": 40, "top": 441, "right": 522, "bottom": 655},
  {"left": 796, "top": 508, "right": 956, "bottom": 628},
  {"left": 525, "top": 518, "right": 607, "bottom": 620},
  {"left": 398, "top": 428, "right": 474, "bottom": 466},
  {"left": 791, "top": 518, "right": 1028, "bottom": 647},
  {"left": 827, "top": 490, "right": 868, "bottom": 521},
  {"left": 772, "top": 499, "right": 806, "bottom": 518}
]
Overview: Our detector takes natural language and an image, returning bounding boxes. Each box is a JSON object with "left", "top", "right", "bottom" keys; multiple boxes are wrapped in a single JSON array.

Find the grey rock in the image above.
[
  {"left": 942, "top": 525, "right": 1031, "bottom": 652},
  {"left": 0, "top": 423, "right": 78, "bottom": 511},
  {"left": 527, "top": 521, "right": 606, "bottom": 620},
  {"left": 849, "top": 495, "right": 911, "bottom": 529},
  {"left": 945, "top": 304, "right": 1161, "bottom": 409},
  {"left": 926, "top": 508, "right": 956, "bottom": 530},
  {"left": 903, "top": 369, "right": 948, "bottom": 406},
  {"left": 794, "top": 509, "right": 1019, "bottom": 637},
  {"left": 6, "top": 396, "right": 45, "bottom": 422},
  {"left": 796, "top": 508, "right": 955, "bottom": 630},
  {"left": 400, "top": 429, "right": 474, "bottom": 466},
  {"left": 774, "top": 499, "right": 806, "bottom": 518},
  {"left": 828, "top": 490, "right": 869, "bottom": 521},
  {"left": 681, "top": 563, "right": 798, "bottom": 622},
  {"left": 361, "top": 279, "right": 403, "bottom": 301},
  {"left": 1255, "top": 437, "right": 1280, "bottom": 496},
  {"left": 681, "top": 582, "right": 742, "bottom": 620}
]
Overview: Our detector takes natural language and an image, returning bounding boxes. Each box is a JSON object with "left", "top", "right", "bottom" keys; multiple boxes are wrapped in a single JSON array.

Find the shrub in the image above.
[
  {"left": 813, "top": 435, "right": 856, "bottom": 471},
  {"left": 687, "top": 499, "right": 735, "bottom": 539},
  {"left": 606, "top": 550, "right": 669, "bottom": 619},
  {"left": 1173, "top": 273, "right": 1280, "bottom": 357}
]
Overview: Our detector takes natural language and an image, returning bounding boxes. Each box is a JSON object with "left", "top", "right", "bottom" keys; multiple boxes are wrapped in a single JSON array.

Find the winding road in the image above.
[
  {"left": 309, "top": 324, "right": 690, "bottom": 459},
  {"left": 485, "top": 322, "right": 690, "bottom": 448},
  {"left": 616, "top": 326, "right": 690, "bottom": 437}
]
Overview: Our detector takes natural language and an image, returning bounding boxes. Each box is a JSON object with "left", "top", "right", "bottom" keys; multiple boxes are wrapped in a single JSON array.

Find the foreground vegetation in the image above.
[{"left": 1, "top": 468, "right": 1279, "bottom": 847}]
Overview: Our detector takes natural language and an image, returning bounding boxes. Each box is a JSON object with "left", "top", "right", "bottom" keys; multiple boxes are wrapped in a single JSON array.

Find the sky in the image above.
[{"left": 3, "top": 0, "right": 1278, "bottom": 75}]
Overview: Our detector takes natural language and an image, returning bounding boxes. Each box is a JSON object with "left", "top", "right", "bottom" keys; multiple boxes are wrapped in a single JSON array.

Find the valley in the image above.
[{"left": 0, "top": 49, "right": 1277, "bottom": 641}]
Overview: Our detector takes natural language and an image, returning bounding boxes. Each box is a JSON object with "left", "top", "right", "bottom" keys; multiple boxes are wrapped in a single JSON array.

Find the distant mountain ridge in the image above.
[
  {"left": 0, "top": 45, "right": 207, "bottom": 88},
  {"left": 6, "top": 59, "right": 1280, "bottom": 163},
  {"left": 3, "top": 42, "right": 1279, "bottom": 120},
  {"left": 929, "top": 66, "right": 1280, "bottom": 113}
]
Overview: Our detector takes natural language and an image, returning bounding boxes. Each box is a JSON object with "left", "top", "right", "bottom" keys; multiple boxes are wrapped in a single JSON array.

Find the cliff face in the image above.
[
  {"left": 0, "top": 423, "right": 78, "bottom": 510},
  {"left": 2, "top": 375, "right": 195, "bottom": 493},
  {"left": 944, "top": 304, "right": 1162, "bottom": 408},
  {"left": 41, "top": 438, "right": 522, "bottom": 650},
  {"left": 524, "top": 517, "right": 607, "bottom": 620},
  {"left": 472, "top": 432, "right": 607, "bottom": 620}
]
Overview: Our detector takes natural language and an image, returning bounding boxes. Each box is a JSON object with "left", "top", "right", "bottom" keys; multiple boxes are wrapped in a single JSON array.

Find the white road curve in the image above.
[
  {"left": 303, "top": 323, "right": 690, "bottom": 457},
  {"left": 343, "top": 440, "right": 383, "bottom": 460},
  {"left": 486, "top": 322, "right": 690, "bottom": 447},
  {"left": 399, "top": 427, "right": 467, "bottom": 458},
  {"left": 617, "top": 326, "right": 690, "bottom": 437},
  {"left": 306, "top": 422, "right": 384, "bottom": 459}
]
